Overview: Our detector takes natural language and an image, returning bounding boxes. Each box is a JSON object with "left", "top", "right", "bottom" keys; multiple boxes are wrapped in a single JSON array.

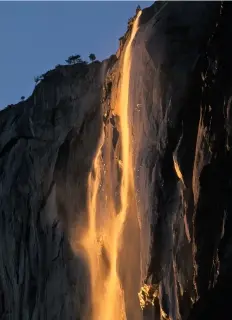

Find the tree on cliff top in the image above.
[
  {"left": 89, "top": 53, "right": 96, "bottom": 62},
  {"left": 136, "top": 5, "right": 141, "bottom": 14},
  {"left": 65, "top": 54, "right": 83, "bottom": 65}
]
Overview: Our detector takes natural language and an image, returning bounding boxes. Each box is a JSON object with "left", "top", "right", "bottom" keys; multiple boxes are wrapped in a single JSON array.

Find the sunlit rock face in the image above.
[{"left": 1, "top": 1, "right": 232, "bottom": 319}]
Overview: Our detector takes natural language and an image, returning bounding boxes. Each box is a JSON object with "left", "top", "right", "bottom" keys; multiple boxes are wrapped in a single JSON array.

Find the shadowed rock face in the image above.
[
  {"left": 0, "top": 60, "right": 108, "bottom": 319},
  {"left": 1, "top": 1, "right": 232, "bottom": 319}
]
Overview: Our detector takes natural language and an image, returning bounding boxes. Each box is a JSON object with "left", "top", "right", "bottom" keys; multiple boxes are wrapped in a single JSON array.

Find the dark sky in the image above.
[{"left": 0, "top": 1, "right": 153, "bottom": 108}]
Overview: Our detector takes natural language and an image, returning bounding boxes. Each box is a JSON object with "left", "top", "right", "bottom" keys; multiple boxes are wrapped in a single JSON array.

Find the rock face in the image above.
[
  {"left": 0, "top": 60, "right": 109, "bottom": 319},
  {"left": 1, "top": 1, "right": 232, "bottom": 319}
]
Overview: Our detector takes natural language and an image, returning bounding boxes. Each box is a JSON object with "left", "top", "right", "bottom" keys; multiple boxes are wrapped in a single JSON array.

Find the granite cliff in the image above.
[{"left": 1, "top": 2, "right": 232, "bottom": 319}]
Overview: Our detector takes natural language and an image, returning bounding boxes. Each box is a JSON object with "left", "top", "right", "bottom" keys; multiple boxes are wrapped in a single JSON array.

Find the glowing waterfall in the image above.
[{"left": 78, "top": 10, "right": 142, "bottom": 320}]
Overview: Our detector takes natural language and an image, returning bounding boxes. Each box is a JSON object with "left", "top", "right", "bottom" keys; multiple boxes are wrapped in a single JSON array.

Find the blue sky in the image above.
[{"left": 0, "top": 1, "right": 152, "bottom": 109}]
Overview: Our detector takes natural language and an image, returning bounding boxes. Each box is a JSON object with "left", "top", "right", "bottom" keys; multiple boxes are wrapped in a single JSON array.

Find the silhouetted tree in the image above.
[
  {"left": 89, "top": 53, "right": 96, "bottom": 62},
  {"left": 65, "top": 54, "right": 83, "bottom": 64},
  {"left": 65, "top": 56, "right": 74, "bottom": 64},
  {"left": 73, "top": 55, "right": 82, "bottom": 63},
  {"left": 136, "top": 5, "right": 141, "bottom": 14},
  {"left": 21, "top": 96, "right": 25, "bottom": 101}
]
